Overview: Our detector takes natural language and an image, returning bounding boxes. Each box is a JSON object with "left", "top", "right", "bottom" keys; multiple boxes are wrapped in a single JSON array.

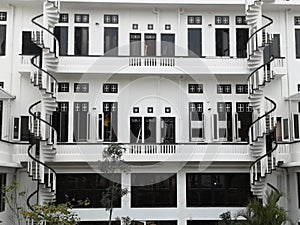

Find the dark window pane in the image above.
[
  {"left": 216, "top": 29, "right": 230, "bottom": 56},
  {"left": 20, "top": 116, "right": 29, "bottom": 141},
  {"left": 272, "top": 34, "right": 281, "bottom": 58},
  {"left": 131, "top": 173, "right": 177, "bottom": 207},
  {"left": 296, "top": 29, "right": 300, "bottom": 58},
  {"left": 161, "top": 34, "right": 175, "bottom": 56},
  {"left": 0, "top": 25, "right": 6, "bottom": 55},
  {"left": 295, "top": 114, "right": 300, "bottom": 139},
  {"left": 53, "top": 102, "right": 69, "bottom": 142},
  {"left": 130, "top": 33, "right": 141, "bottom": 56},
  {"left": 283, "top": 118, "right": 289, "bottom": 140},
  {"left": 104, "top": 27, "right": 118, "bottom": 56},
  {"left": 75, "top": 27, "right": 89, "bottom": 56},
  {"left": 0, "top": 174, "right": 6, "bottom": 212},
  {"left": 73, "top": 102, "right": 88, "bottom": 142},
  {"left": 57, "top": 174, "right": 121, "bottom": 208},
  {"left": 188, "top": 28, "right": 202, "bottom": 57},
  {"left": 236, "top": 28, "right": 248, "bottom": 58},
  {"left": 186, "top": 173, "right": 252, "bottom": 207},
  {"left": 54, "top": 27, "right": 68, "bottom": 55},
  {"left": 145, "top": 34, "right": 156, "bottom": 56},
  {"left": 22, "top": 31, "right": 41, "bottom": 55}
]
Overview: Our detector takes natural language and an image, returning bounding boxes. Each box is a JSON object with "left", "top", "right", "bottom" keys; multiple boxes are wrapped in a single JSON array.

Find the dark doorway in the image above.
[
  {"left": 161, "top": 34, "right": 175, "bottom": 56},
  {"left": 216, "top": 29, "right": 230, "bottom": 56},
  {"left": 144, "top": 117, "right": 156, "bottom": 143},
  {"left": 236, "top": 103, "right": 252, "bottom": 141},
  {"left": 236, "top": 28, "right": 248, "bottom": 58},
  {"left": 161, "top": 117, "right": 175, "bottom": 143},
  {"left": 20, "top": 116, "right": 30, "bottom": 141},
  {"left": 53, "top": 102, "right": 69, "bottom": 142},
  {"left": 130, "top": 117, "right": 142, "bottom": 143}
]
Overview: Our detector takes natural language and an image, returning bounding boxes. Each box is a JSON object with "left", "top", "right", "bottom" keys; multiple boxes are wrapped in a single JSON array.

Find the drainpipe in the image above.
[
  {"left": 153, "top": 8, "right": 160, "bottom": 55},
  {"left": 8, "top": 4, "right": 15, "bottom": 96},
  {"left": 177, "top": 8, "right": 184, "bottom": 56}
]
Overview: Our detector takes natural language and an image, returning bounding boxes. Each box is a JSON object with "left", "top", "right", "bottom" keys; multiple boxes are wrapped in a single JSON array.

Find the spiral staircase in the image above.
[
  {"left": 246, "top": 0, "right": 283, "bottom": 199},
  {"left": 25, "top": 0, "right": 60, "bottom": 223}
]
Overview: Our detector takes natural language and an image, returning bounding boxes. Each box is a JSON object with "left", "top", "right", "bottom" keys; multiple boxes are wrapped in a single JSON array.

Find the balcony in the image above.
[
  {"left": 19, "top": 55, "right": 249, "bottom": 75},
  {"left": 272, "top": 57, "right": 287, "bottom": 76}
]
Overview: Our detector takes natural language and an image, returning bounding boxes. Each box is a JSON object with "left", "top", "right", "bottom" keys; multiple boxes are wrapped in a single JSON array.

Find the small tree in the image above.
[
  {"left": 22, "top": 202, "right": 80, "bottom": 225},
  {"left": 100, "top": 144, "right": 130, "bottom": 225},
  {"left": 220, "top": 191, "right": 292, "bottom": 225},
  {"left": 2, "top": 181, "right": 84, "bottom": 225},
  {"left": 2, "top": 181, "right": 27, "bottom": 225}
]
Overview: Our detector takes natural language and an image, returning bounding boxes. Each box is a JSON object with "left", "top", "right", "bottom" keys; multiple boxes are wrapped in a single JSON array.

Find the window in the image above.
[
  {"left": 74, "top": 83, "right": 89, "bottom": 93},
  {"left": 186, "top": 173, "right": 251, "bottom": 207},
  {"left": 21, "top": 31, "right": 41, "bottom": 55},
  {"left": 236, "top": 28, "right": 248, "bottom": 58},
  {"left": 188, "top": 28, "right": 202, "bottom": 57},
  {"left": 272, "top": 34, "right": 281, "bottom": 58},
  {"left": 215, "top": 16, "right": 230, "bottom": 25},
  {"left": 0, "top": 101, "right": 2, "bottom": 138},
  {"left": 298, "top": 173, "right": 300, "bottom": 208},
  {"left": 57, "top": 173, "right": 121, "bottom": 208},
  {"left": 236, "top": 16, "right": 247, "bottom": 25},
  {"left": 189, "top": 102, "right": 204, "bottom": 141},
  {"left": 133, "top": 107, "right": 139, "bottom": 113},
  {"left": 20, "top": 116, "right": 30, "bottom": 141},
  {"left": 103, "top": 83, "right": 118, "bottom": 93},
  {"left": 54, "top": 27, "right": 68, "bottom": 55},
  {"left": 295, "top": 16, "right": 300, "bottom": 25},
  {"left": 295, "top": 29, "right": 300, "bottom": 58},
  {"left": 130, "top": 33, "right": 141, "bottom": 56},
  {"left": 294, "top": 114, "right": 300, "bottom": 140},
  {"left": 188, "top": 16, "right": 202, "bottom": 25},
  {"left": 0, "top": 82, "right": 3, "bottom": 88},
  {"left": 132, "top": 24, "right": 138, "bottom": 30},
  {"left": 0, "top": 25, "right": 5, "bottom": 55},
  {"left": 73, "top": 102, "right": 89, "bottom": 142},
  {"left": 161, "top": 34, "right": 175, "bottom": 57},
  {"left": 216, "top": 29, "right": 230, "bottom": 56},
  {"left": 74, "top": 14, "right": 89, "bottom": 23},
  {"left": 0, "top": 12, "right": 7, "bottom": 21},
  {"left": 148, "top": 24, "right": 154, "bottom": 30},
  {"left": 217, "top": 84, "right": 231, "bottom": 94},
  {"left": 188, "top": 221, "right": 237, "bottom": 225},
  {"left": 104, "top": 15, "right": 119, "bottom": 24},
  {"left": 236, "top": 84, "right": 248, "bottom": 94},
  {"left": 13, "top": 118, "right": 19, "bottom": 139},
  {"left": 53, "top": 102, "right": 69, "bottom": 142},
  {"left": 165, "top": 24, "right": 171, "bottom": 30},
  {"left": 144, "top": 34, "right": 156, "bottom": 56},
  {"left": 283, "top": 118, "right": 289, "bottom": 140},
  {"left": 59, "top": 13, "right": 68, "bottom": 23},
  {"left": 0, "top": 174, "right": 6, "bottom": 212},
  {"left": 188, "top": 84, "right": 203, "bottom": 94},
  {"left": 236, "top": 103, "right": 252, "bottom": 142},
  {"left": 104, "top": 27, "right": 118, "bottom": 56},
  {"left": 58, "top": 83, "right": 69, "bottom": 92},
  {"left": 74, "top": 27, "right": 89, "bottom": 56},
  {"left": 214, "top": 102, "right": 233, "bottom": 141},
  {"left": 103, "top": 102, "right": 118, "bottom": 142},
  {"left": 131, "top": 173, "right": 177, "bottom": 207}
]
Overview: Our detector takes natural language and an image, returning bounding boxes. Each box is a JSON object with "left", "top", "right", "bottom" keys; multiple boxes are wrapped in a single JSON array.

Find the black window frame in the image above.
[
  {"left": 188, "top": 16, "right": 202, "bottom": 25},
  {"left": 0, "top": 12, "right": 7, "bottom": 21},
  {"left": 104, "top": 15, "right": 119, "bottom": 24},
  {"left": 74, "top": 83, "right": 89, "bottom": 93},
  {"left": 217, "top": 84, "right": 231, "bottom": 94},
  {"left": 295, "top": 29, "right": 300, "bottom": 59},
  {"left": 58, "top": 82, "right": 69, "bottom": 92},
  {"left": 74, "top": 14, "right": 89, "bottom": 23},
  {"left": 236, "top": 84, "right": 248, "bottom": 94},
  {"left": 0, "top": 174, "right": 6, "bottom": 212},
  {"left": 131, "top": 173, "right": 177, "bottom": 208},
  {"left": 56, "top": 173, "right": 122, "bottom": 208},
  {"left": 0, "top": 25, "right": 7, "bottom": 56},
  {"left": 59, "top": 13, "right": 69, "bottom": 23},
  {"left": 103, "top": 83, "right": 118, "bottom": 93},
  {"left": 186, "top": 173, "right": 252, "bottom": 207}
]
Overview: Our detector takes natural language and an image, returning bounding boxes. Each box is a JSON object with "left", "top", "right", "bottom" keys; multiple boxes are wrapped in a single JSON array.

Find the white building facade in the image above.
[{"left": 0, "top": 0, "right": 300, "bottom": 224}]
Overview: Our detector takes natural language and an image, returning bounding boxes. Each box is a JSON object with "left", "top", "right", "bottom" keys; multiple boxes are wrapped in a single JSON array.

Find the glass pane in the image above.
[
  {"left": 0, "top": 25, "right": 6, "bottom": 55},
  {"left": 216, "top": 29, "right": 230, "bottom": 56},
  {"left": 236, "top": 28, "right": 248, "bottom": 58},
  {"left": 161, "top": 34, "right": 175, "bottom": 56},
  {"left": 54, "top": 27, "right": 68, "bottom": 55},
  {"left": 75, "top": 27, "right": 89, "bottom": 55},
  {"left": 188, "top": 28, "right": 202, "bottom": 57},
  {"left": 130, "top": 33, "right": 141, "bottom": 56},
  {"left": 144, "top": 34, "right": 156, "bottom": 56},
  {"left": 296, "top": 29, "right": 300, "bottom": 58},
  {"left": 272, "top": 34, "right": 280, "bottom": 58},
  {"left": 283, "top": 118, "right": 289, "bottom": 140},
  {"left": 104, "top": 27, "right": 118, "bottom": 56}
]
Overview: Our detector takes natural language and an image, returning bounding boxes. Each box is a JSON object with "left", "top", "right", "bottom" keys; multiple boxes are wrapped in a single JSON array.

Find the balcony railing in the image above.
[{"left": 19, "top": 55, "right": 250, "bottom": 75}]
